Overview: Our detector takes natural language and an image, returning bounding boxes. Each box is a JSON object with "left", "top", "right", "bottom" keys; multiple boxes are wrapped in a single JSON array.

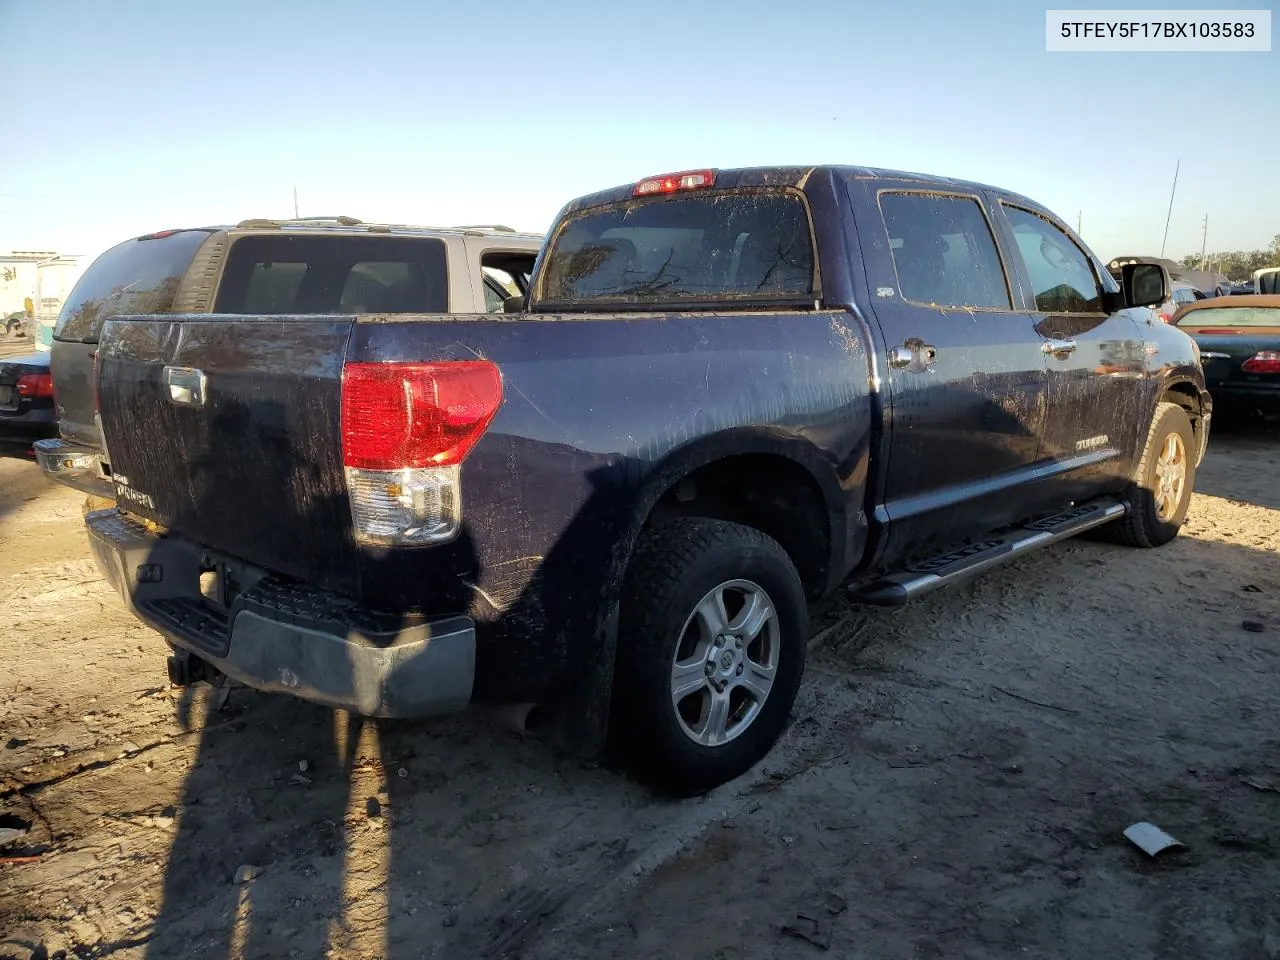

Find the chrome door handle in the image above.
[
  {"left": 1041, "top": 339, "right": 1078, "bottom": 359},
  {"left": 888, "top": 339, "right": 937, "bottom": 372}
]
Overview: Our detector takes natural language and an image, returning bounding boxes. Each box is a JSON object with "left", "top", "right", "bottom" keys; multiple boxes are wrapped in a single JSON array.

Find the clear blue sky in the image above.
[{"left": 1, "top": 0, "right": 1275, "bottom": 265}]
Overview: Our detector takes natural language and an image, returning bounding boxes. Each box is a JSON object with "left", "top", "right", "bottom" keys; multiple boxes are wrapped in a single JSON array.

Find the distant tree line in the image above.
[{"left": 1180, "top": 234, "right": 1280, "bottom": 281}]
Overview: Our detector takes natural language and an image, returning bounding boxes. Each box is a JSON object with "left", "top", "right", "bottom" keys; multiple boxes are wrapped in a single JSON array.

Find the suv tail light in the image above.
[
  {"left": 341, "top": 361, "right": 503, "bottom": 546},
  {"left": 1242, "top": 351, "right": 1280, "bottom": 375},
  {"left": 16, "top": 373, "right": 53, "bottom": 398}
]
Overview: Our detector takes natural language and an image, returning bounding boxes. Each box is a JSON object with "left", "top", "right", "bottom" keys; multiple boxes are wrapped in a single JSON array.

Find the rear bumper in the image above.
[
  {"left": 33, "top": 437, "right": 116, "bottom": 498},
  {"left": 1207, "top": 383, "right": 1280, "bottom": 408},
  {"left": 0, "top": 409, "right": 57, "bottom": 453},
  {"left": 85, "top": 509, "right": 476, "bottom": 718}
]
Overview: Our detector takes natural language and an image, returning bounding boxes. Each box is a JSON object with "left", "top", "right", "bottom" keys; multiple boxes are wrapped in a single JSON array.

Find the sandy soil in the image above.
[{"left": 1, "top": 416, "right": 1278, "bottom": 960}]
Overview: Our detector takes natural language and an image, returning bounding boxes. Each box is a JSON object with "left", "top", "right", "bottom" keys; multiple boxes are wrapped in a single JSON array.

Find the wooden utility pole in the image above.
[
  {"left": 1199, "top": 214, "right": 1208, "bottom": 269},
  {"left": 293, "top": 186, "right": 299, "bottom": 219}
]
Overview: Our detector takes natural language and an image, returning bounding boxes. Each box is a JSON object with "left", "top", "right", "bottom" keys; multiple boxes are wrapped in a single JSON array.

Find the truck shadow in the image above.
[{"left": 135, "top": 399, "right": 642, "bottom": 958}]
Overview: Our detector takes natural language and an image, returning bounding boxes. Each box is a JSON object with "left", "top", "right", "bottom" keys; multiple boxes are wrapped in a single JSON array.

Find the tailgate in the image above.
[{"left": 96, "top": 316, "right": 360, "bottom": 594}]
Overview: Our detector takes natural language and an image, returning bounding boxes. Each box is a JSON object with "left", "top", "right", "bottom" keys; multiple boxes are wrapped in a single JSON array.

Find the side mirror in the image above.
[
  {"left": 502, "top": 293, "right": 527, "bottom": 314},
  {"left": 1123, "top": 263, "right": 1169, "bottom": 309}
]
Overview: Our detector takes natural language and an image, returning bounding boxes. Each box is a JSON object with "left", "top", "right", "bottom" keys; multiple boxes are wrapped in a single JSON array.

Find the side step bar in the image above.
[{"left": 849, "top": 498, "right": 1127, "bottom": 607}]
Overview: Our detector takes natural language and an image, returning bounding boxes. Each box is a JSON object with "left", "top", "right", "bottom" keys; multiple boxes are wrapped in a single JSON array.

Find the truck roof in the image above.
[
  {"left": 145, "top": 219, "right": 544, "bottom": 242},
  {"left": 558, "top": 165, "right": 1043, "bottom": 216}
]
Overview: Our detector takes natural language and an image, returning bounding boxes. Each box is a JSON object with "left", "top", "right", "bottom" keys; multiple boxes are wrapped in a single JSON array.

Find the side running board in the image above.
[{"left": 849, "top": 498, "right": 1127, "bottom": 607}]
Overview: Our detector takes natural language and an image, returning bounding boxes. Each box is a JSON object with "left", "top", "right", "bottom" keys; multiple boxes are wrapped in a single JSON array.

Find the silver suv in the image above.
[{"left": 36, "top": 217, "right": 543, "bottom": 499}]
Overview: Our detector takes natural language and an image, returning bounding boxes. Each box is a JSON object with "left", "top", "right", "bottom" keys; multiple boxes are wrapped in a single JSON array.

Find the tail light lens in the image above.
[
  {"left": 633, "top": 170, "right": 716, "bottom": 197},
  {"left": 1242, "top": 351, "right": 1280, "bottom": 375},
  {"left": 341, "top": 361, "right": 503, "bottom": 546},
  {"left": 16, "top": 373, "right": 53, "bottom": 398}
]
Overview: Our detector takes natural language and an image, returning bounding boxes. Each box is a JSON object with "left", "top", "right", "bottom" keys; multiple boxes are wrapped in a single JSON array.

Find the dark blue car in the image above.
[{"left": 0, "top": 351, "right": 56, "bottom": 458}]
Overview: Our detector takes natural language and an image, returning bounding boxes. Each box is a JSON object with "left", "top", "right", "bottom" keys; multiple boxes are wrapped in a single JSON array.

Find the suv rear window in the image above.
[
  {"left": 53, "top": 230, "right": 211, "bottom": 343},
  {"left": 214, "top": 236, "right": 449, "bottom": 314},
  {"left": 538, "top": 192, "right": 815, "bottom": 309}
]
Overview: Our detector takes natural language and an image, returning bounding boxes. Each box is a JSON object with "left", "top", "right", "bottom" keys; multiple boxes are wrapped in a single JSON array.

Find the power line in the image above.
[{"left": 1160, "top": 159, "right": 1180, "bottom": 258}]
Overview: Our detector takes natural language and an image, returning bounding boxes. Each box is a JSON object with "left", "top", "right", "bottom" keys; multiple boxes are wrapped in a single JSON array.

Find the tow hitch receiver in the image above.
[{"left": 167, "top": 649, "right": 216, "bottom": 687}]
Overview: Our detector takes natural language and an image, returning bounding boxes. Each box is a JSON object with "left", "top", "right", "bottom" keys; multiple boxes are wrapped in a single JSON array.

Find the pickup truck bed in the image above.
[{"left": 86, "top": 165, "right": 1211, "bottom": 791}]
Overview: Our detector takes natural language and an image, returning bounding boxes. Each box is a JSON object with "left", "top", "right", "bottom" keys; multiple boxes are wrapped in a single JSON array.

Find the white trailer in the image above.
[
  {"left": 33, "top": 256, "right": 85, "bottom": 351},
  {"left": 1, "top": 252, "right": 54, "bottom": 333}
]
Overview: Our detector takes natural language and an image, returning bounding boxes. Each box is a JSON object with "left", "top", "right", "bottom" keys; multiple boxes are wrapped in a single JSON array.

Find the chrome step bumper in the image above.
[
  {"left": 33, "top": 437, "right": 115, "bottom": 499},
  {"left": 85, "top": 509, "right": 475, "bottom": 718}
]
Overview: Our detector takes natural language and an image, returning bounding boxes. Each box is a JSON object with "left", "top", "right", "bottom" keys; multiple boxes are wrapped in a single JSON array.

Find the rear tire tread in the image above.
[{"left": 613, "top": 517, "right": 807, "bottom": 794}]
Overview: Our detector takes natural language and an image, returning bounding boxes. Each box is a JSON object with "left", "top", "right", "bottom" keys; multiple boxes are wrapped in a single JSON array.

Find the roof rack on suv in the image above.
[
  {"left": 451, "top": 224, "right": 516, "bottom": 232},
  {"left": 235, "top": 216, "right": 364, "bottom": 229}
]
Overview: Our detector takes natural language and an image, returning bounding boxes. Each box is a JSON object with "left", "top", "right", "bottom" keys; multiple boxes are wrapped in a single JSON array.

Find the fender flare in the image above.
[{"left": 569, "top": 427, "right": 861, "bottom": 759}]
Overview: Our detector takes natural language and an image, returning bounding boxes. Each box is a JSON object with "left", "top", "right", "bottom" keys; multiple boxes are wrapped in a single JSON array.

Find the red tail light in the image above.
[
  {"left": 633, "top": 170, "right": 716, "bottom": 197},
  {"left": 16, "top": 373, "right": 53, "bottom": 398},
  {"left": 341, "top": 361, "right": 503, "bottom": 469},
  {"left": 1242, "top": 351, "right": 1280, "bottom": 374}
]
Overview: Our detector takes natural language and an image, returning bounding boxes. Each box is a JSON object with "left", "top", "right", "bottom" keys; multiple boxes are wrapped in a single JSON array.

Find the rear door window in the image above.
[
  {"left": 877, "top": 193, "right": 1011, "bottom": 310},
  {"left": 538, "top": 191, "right": 815, "bottom": 309},
  {"left": 215, "top": 236, "right": 449, "bottom": 314},
  {"left": 481, "top": 266, "right": 521, "bottom": 312},
  {"left": 53, "top": 230, "right": 212, "bottom": 342}
]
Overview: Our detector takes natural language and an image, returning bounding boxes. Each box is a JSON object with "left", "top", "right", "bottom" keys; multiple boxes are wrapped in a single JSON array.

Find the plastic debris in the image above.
[{"left": 1123, "top": 822, "right": 1185, "bottom": 857}]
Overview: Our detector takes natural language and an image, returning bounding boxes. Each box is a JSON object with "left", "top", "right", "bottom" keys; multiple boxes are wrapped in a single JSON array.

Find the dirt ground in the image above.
[{"left": 1, "top": 410, "right": 1278, "bottom": 960}]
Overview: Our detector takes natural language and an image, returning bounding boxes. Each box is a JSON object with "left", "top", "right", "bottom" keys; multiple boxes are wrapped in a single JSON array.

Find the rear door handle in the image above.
[
  {"left": 888, "top": 339, "right": 937, "bottom": 372},
  {"left": 1041, "top": 339, "right": 1078, "bottom": 359}
]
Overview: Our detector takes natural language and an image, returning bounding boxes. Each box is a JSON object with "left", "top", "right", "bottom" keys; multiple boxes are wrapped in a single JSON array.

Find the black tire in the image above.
[
  {"left": 1097, "top": 401, "right": 1196, "bottom": 548},
  {"left": 611, "top": 518, "right": 808, "bottom": 794}
]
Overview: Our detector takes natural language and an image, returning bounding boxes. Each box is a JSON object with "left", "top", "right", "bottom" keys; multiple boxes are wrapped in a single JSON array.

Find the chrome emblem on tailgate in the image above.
[{"left": 164, "top": 366, "right": 207, "bottom": 407}]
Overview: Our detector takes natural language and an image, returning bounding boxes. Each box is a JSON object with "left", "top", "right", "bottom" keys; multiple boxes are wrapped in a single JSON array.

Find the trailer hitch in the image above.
[{"left": 166, "top": 649, "right": 217, "bottom": 688}]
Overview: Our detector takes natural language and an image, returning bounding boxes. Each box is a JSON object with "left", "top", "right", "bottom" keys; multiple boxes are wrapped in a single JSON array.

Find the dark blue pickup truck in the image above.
[{"left": 85, "top": 166, "right": 1210, "bottom": 791}]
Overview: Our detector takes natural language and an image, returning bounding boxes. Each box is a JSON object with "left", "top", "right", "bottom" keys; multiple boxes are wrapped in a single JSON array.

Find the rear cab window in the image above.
[
  {"left": 536, "top": 190, "right": 816, "bottom": 311},
  {"left": 53, "top": 230, "right": 212, "bottom": 342},
  {"left": 214, "top": 235, "right": 449, "bottom": 314}
]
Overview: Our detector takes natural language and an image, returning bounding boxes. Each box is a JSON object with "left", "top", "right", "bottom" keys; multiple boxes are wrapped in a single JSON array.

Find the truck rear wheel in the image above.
[
  {"left": 612, "top": 518, "right": 807, "bottom": 793},
  {"left": 1098, "top": 401, "right": 1196, "bottom": 548}
]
